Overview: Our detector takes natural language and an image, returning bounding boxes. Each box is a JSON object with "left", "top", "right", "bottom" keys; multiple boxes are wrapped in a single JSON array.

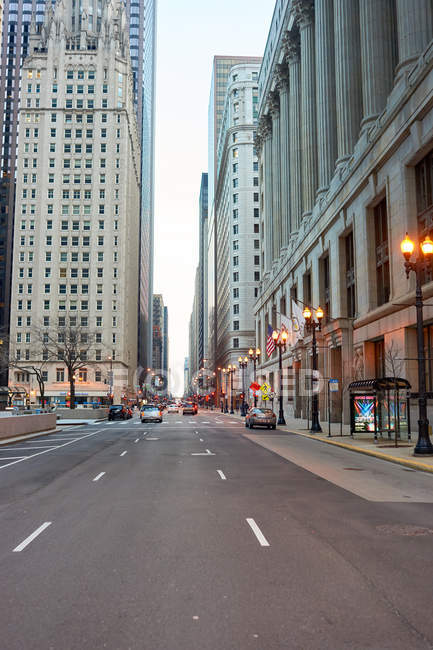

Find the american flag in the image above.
[{"left": 266, "top": 323, "right": 275, "bottom": 357}]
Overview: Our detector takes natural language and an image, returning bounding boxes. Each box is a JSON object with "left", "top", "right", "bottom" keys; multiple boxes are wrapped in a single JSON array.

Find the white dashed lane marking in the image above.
[
  {"left": 13, "top": 522, "right": 52, "bottom": 553},
  {"left": 217, "top": 470, "right": 227, "bottom": 480},
  {"left": 246, "top": 519, "right": 270, "bottom": 547},
  {"left": 92, "top": 472, "right": 105, "bottom": 482}
]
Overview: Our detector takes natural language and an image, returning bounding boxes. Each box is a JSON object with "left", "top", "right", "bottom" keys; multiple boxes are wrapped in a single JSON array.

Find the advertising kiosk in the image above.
[{"left": 349, "top": 378, "right": 411, "bottom": 441}]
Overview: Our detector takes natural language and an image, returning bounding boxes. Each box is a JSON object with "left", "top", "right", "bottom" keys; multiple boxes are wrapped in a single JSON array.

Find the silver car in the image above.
[
  {"left": 245, "top": 407, "right": 277, "bottom": 430},
  {"left": 140, "top": 405, "right": 162, "bottom": 423}
]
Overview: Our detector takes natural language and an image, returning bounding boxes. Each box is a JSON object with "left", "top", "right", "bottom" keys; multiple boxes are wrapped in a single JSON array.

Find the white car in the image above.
[
  {"left": 140, "top": 405, "right": 162, "bottom": 423},
  {"left": 167, "top": 404, "right": 178, "bottom": 413}
]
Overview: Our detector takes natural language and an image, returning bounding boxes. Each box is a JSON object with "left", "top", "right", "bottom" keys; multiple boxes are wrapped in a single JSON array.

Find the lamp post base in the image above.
[
  {"left": 414, "top": 420, "right": 433, "bottom": 455},
  {"left": 277, "top": 413, "right": 286, "bottom": 425}
]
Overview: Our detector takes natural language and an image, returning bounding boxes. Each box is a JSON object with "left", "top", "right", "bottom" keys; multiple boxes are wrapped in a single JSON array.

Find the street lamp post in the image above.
[
  {"left": 302, "top": 306, "right": 324, "bottom": 433},
  {"left": 108, "top": 356, "right": 114, "bottom": 405},
  {"left": 222, "top": 368, "right": 229, "bottom": 413},
  {"left": 238, "top": 356, "right": 248, "bottom": 416},
  {"left": 248, "top": 347, "right": 261, "bottom": 406},
  {"left": 227, "top": 364, "right": 236, "bottom": 414},
  {"left": 271, "top": 329, "right": 288, "bottom": 425},
  {"left": 401, "top": 232, "right": 433, "bottom": 455}
]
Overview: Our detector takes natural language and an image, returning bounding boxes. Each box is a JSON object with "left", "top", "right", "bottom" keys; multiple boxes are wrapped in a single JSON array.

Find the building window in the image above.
[
  {"left": 233, "top": 304, "right": 239, "bottom": 314},
  {"left": 56, "top": 368, "right": 65, "bottom": 382},
  {"left": 233, "top": 321, "right": 239, "bottom": 331},
  {"left": 345, "top": 231, "right": 356, "bottom": 318},
  {"left": 233, "top": 288, "right": 239, "bottom": 299},
  {"left": 233, "top": 338, "right": 239, "bottom": 348},
  {"left": 374, "top": 199, "right": 390, "bottom": 306},
  {"left": 416, "top": 150, "right": 433, "bottom": 283},
  {"left": 321, "top": 255, "right": 331, "bottom": 322},
  {"left": 374, "top": 339, "right": 385, "bottom": 378}
]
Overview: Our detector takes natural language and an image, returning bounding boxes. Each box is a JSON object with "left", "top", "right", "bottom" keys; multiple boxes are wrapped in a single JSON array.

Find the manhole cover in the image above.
[
  {"left": 376, "top": 524, "right": 433, "bottom": 537},
  {"left": 343, "top": 467, "right": 365, "bottom": 471}
]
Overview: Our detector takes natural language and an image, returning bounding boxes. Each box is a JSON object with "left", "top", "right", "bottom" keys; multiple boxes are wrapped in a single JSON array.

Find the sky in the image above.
[{"left": 153, "top": 0, "right": 275, "bottom": 395}]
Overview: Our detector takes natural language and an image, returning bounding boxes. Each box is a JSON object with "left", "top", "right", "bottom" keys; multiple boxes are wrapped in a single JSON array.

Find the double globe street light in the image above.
[
  {"left": 302, "top": 306, "right": 324, "bottom": 433},
  {"left": 248, "top": 347, "right": 261, "bottom": 406},
  {"left": 238, "top": 356, "right": 249, "bottom": 416},
  {"left": 271, "top": 328, "right": 288, "bottom": 425},
  {"left": 401, "top": 232, "right": 433, "bottom": 455},
  {"left": 227, "top": 364, "right": 236, "bottom": 414}
]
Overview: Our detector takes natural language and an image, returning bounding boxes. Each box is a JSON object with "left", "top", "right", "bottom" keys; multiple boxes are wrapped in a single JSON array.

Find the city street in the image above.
[{"left": 1, "top": 412, "right": 433, "bottom": 649}]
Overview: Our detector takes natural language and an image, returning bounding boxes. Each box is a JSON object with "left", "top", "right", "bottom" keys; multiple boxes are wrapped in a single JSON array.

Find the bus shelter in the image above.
[{"left": 349, "top": 378, "right": 411, "bottom": 441}]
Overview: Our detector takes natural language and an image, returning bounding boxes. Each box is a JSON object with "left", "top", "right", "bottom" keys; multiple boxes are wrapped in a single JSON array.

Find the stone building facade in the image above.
[
  {"left": 255, "top": 0, "right": 433, "bottom": 427},
  {"left": 215, "top": 63, "right": 261, "bottom": 389},
  {"left": 8, "top": 0, "right": 141, "bottom": 405}
]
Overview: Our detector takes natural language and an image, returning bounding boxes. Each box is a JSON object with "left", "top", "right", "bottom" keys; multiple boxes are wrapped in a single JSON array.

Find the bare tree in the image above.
[
  {"left": 34, "top": 324, "right": 98, "bottom": 409},
  {"left": 385, "top": 340, "right": 404, "bottom": 378},
  {"left": 0, "top": 332, "right": 49, "bottom": 407}
]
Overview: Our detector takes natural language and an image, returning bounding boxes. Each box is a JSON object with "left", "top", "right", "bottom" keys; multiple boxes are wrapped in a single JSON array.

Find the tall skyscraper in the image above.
[
  {"left": 0, "top": 0, "right": 156, "bottom": 375},
  {"left": 207, "top": 56, "right": 261, "bottom": 374},
  {"left": 198, "top": 172, "right": 208, "bottom": 369},
  {"left": 9, "top": 0, "right": 141, "bottom": 405},
  {"left": 215, "top": 62, "right": 261, "bottom": 380}
]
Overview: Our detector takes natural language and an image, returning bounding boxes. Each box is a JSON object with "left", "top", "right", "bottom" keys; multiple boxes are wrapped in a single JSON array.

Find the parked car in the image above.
[
  {"left": 108, "top": 404, "right": 128, "bottom": 421},
  {"left": 140, "top": 404, "right": 162, "bottom": 423},
  {"left": 245, "top": 407, "right": 276, "bottom": 429},
  {"left": 182, "top": 402, "right": 196, "bottom": 415},
  {"left": 167, "top": 403, "right": 178, "bottom": 413}
]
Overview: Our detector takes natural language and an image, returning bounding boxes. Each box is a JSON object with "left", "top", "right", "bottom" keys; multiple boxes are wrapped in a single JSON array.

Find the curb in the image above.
[{"left": 280, "top": 428, "right": 433, "bottom": 475}]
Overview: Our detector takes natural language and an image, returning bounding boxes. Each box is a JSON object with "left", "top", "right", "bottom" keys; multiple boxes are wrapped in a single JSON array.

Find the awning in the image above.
[{"left": 348, "top": 377, "right": 411, "bottom": 392}]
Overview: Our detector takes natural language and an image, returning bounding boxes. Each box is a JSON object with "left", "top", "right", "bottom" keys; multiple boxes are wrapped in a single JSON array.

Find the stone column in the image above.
[
  {"left": 269, "top": 92, "right": 281, "bottom": 262},
  {"left": 285, "top": 30, "right": 302, "bottom": 232},
  {"left": 294, "top": 0, "right": 317, "bottom": 216},
  {"left": 276, "top": 63, "right": 290, "bottom": 248},
  {"left": 262, "top": 116, "right": 273, "bottom": 272},
  {"left": 334, "top": 0, "right": 362, "bottom": 165},
  {"left": 395, "top": 0, "right": 433, "bottom": 78},
  {"left": 360, "top": 0, "right": 397, "bottom": 128},
  {"left": 315, "top": 0, "right": 337, "bottom": 196}
]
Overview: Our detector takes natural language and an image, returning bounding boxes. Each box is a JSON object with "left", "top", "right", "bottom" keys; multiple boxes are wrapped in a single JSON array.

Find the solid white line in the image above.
[
  {"left": 217, "top": 470, "right": 226, "bottom": 480},
  {"left": 13, "top": 522, "right": 52, "bottom": 552},
  {"left": 246, "top": 519, "right": 270, "bottom": 547},
  {"left": 202, "top": 422, "right": 210, "bottom": 424},
  {"left": 120, "top": 451, "right": 127, "bottom": 457},
  {"left": 93, "top": 472, "right": 105, "bottom": 482},
  {"left": 0, "top": 456, "right": 26, "bottom": 460}
]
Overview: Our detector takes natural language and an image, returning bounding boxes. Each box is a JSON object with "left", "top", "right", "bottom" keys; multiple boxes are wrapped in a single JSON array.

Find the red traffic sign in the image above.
[{"left": 250, "top": 382, "right": 261, "bottom": 391}]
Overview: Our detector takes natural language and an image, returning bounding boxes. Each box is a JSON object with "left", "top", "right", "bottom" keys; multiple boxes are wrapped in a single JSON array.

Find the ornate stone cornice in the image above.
[
  {"left": 283, "top": 29, "right": 301, "bottom": 65},
  {"left": 275, "top": 63, "right": 289, "bottom": 91},
  {"left": 268, "top": 90, "right": 280, "bottom": 118},
  {"left": 254, "top": 133, "right": 263, "bottom": 154},
  {"left": 292, "top": 0, "right": 314, "bottom": 29},
  {"left": 259, "top": 115, "right": 272, "bottom": 138}
]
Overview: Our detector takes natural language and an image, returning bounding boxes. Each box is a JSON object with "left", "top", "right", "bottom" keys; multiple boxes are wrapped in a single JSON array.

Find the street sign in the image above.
[
  {"left": 329, "top": 379, "right": 339, "bottom": 392},
  {"left": 250, "top": 382, "right": 261, "bottom": 391}
]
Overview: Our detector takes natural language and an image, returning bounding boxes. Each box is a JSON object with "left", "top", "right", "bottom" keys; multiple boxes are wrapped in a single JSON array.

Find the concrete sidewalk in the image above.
[{"left": 215, "top": 409, "right": 433, "bottom": 475}]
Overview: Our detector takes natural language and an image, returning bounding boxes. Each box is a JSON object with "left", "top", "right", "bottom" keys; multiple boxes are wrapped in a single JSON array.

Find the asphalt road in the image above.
[{"left": 1, "top": 411, "right": 433, "bottom": 650}]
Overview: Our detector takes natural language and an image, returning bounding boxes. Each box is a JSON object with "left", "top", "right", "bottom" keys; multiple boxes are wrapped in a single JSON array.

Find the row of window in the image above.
[
  {"left": 17, "top": 283, "right": 118, "bottom": 295},
  {"left": 16, "top": 315, "right": 112, "bottom": 330},
  {"left": 22, "top": 173, "right": 121, "bottom": 184},
  {"left": 233, "top": 208, "right": 260, "bottom": 219},
  {"left": 20, "top": 235, "right": 119, "bottom": 247},
  {"left": 18, "top": 251, "right": 118, "bottom": 263},
  {"left": 18, "top": 267, "right": 115, "bottom": 278},
  {"left": 17, "top": 300, "right": 117, "bottom": 312},
  {"left": 23, "top": 138, "right": 121, "bottom": 156}
]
